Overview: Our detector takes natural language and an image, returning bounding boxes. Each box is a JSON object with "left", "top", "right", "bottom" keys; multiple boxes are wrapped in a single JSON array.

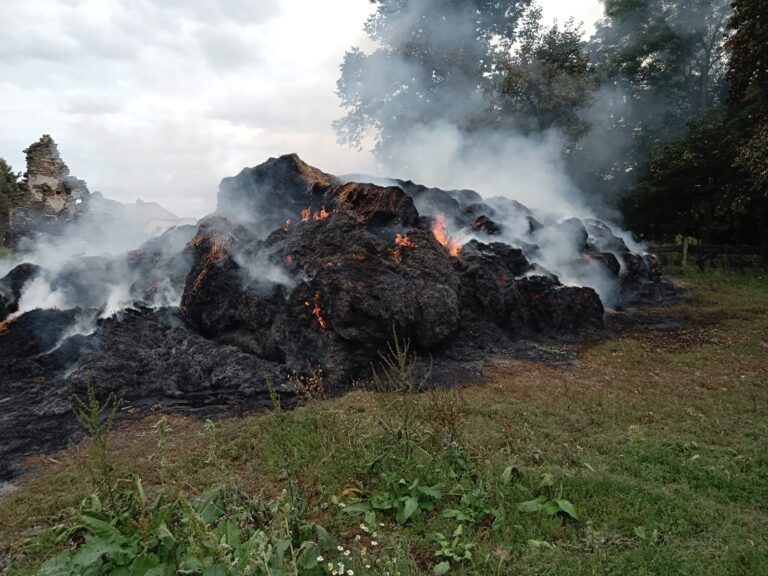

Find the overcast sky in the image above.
[{"left": 0, "top": 0, "right": 603, "bottom": 217}]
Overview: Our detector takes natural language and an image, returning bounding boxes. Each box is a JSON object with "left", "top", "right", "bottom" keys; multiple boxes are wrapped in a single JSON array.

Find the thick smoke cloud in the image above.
[{"left": 336, "top": 2, "right": 652, "bottom": 306}]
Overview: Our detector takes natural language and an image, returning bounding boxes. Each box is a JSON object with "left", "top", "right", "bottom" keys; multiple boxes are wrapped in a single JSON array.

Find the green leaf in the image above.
[
  {"left": 298, "top": 542, "right": 320, "bottom": 570},
  {"left": 34, "top": 554, "right": 74, "bottom": 576},
  {"left": 127, "top": 554, "right": 162, "bottom": 575},
  {"left": 135, "top": 477, "right": 147, "bottom": 508},
  {"left": 399, "top": 496, "right": 419, "bottom": 524},
  {"left": 202, "top": 564, "right": 228, "bottom": 576},
  {"left": 554, "top": 498, "right": 579, "bottom": 520},
  {"left": 143, "top": 565, "right": 173, "bottom": 576},
  {"left": 419, "top": 484, "right": 443, "bottom": 499},
  {"left": 72, "top": 536, "right": 126, "bottom": 566},
  {"left": 527, "top": 539, "right": 555, "bottom": 549},
  {"left": 541, "top": 500, "right": 560, "bottom": 517},
  {"left": 217, "top": 520, "right": 241, "bottom": 549},
  {"left": 179, "top": 556, "right": 203, "bottom": 573},
  {"left": 370, "top": 493, "right": 393, "bottom": 510},
  {"left": 517, "top": 496, "right": 546, "bottom": 513},
  {"left": 341, "top": 501, "right": 372, "bottom": 515},
  {"left": 433, "top": 561, "right": 451, "bottom": 574},
  {"left": 195, "top": 489, "right": 224, "bottom": 524},
  {"left": 276, "top": 538, "right": 292, "bottom": 559},
  {"left": 77, "top": 514, "right": 123, "bottom": 542},
  {"left": 315, "top": 524, "right": 333, "bottom": 547}
]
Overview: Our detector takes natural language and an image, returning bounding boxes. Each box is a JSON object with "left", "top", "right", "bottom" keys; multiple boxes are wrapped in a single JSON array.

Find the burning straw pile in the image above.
[{"left": 0, "top": 153, "right": 674, "bottom": 478}]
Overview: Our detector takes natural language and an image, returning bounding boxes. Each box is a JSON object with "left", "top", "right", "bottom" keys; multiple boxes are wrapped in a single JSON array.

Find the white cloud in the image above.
[{"left": 0, "top": 0, "right": 602, "bottom": 218}]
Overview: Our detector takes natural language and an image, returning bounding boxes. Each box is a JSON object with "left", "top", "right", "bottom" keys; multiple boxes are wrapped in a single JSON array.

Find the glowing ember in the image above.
[
  {"left": 301, "top": 206, "right": 330, "bottom": 223},
  {"left": 282, "top": 219, "right": 291, "bottom": 232},
  {"left": 352, "top": 253, "right": 365, "bottom": 262},
  {"left": 0, "top": 317, "right": 17, "bottom": 336},
  {"left": 395, "top": 233, "right": 417, "bottom": 248},
  {"left": 431, "top": 213, "right": 462, "bottom": 257},
  {"left": 304, "top": 290, "right": 327, "bottom": 330},
  {"left": 391, "top": 233, "right": 417, "bottom": 263},
  {"left": 313, "top": 206, "right": 330, "bottom": 221},
  {"left": 285, "top": 255, "right": 293, "bottom": 264}
]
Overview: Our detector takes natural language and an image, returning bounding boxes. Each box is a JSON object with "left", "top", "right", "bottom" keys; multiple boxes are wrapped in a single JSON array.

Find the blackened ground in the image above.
[{"left": 0, "top": 306, "right": 299, "bottom": 480}]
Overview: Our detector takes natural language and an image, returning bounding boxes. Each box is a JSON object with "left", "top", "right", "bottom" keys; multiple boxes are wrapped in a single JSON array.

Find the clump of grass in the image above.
[
  {"left": 72, "top": 381, "right": 122, "bottom": 509},
  {"left": 370, "top": 328, "right": 431, "bottom": 467}
]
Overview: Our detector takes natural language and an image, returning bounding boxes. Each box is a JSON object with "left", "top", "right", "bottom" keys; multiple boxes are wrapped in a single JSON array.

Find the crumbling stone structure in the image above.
[{"left": 3, "top": 135, "right": 89, "bottom": 246}]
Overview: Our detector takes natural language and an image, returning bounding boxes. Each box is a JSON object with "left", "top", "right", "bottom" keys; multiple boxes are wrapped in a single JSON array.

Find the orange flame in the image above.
[
  {"left": 395, "top": 234, "right": 417, "bottom": 248},
  {"left": 285, "top": 255, "right": 293, "bottom": 264},
  {"left": 313, "top": 206, "right": 330, "bottom": 221},
  {"left": 300, "top": 206, "right": 330, "bottom": 223},
  {"left": 283, "top": 219, "right": 291, "bottom": 232},
  {"left": 431, "top": 213, "right": 461, "bottom": 257},
  {"left": 304, "top": 291, "right": 327, "bottom": 329},
  {"left": 304, "top": 291, "right": 327, "bottom": 330},
  {"left": 391, "top": 233, "right": 417, "bottom": 264}
]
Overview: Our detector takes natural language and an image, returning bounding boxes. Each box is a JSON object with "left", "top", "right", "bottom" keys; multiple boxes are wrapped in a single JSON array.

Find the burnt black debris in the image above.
[{"left": 0, "top": 153, "right": 676, "bottom": 478}]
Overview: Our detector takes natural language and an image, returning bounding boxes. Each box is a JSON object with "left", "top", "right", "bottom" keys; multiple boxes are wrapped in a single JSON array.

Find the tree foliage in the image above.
[
  {"left": 625, "top": 0, "right": 767, "bottom": 244},
  {"left": 497, "top": 8, "right": 596, "bottom": 140},
  {"left": 727, "top": 0, "right": 768, "bottom": 227},
  {"left": 592, "top": 0, "right": 731, "bottom": 119},
  {"left": 0, "top": 158, "right": 20, "bottom": 246},
  {"left": 621, "top": 112, "right": 754, "bottom": 243},
  {"left": 334, "top": 0, "right": 533, "bottom": 159},
  {"left": 335, "top": 0, "right": 766, "bottom": 244}
]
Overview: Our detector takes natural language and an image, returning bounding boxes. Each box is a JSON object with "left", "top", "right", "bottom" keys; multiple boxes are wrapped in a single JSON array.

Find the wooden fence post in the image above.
[{"left": 682, "top": 237, "right": 689, "bottom": 267}]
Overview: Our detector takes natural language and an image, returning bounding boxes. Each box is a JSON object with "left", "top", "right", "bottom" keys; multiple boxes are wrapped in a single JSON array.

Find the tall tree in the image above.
[
  {"left": 592, "top": 0, "right": 731, "bottom": 121},
  {"left": 621, "top": 0, "right": 768, "bottom": 245},
  {"left": 620, "top": 111, "right": 754, "bottom": 243},
  {"left": 0, "top": 158, "right": 20, "bottom": 247},
  {"left": 334, "top": 0, "right": 532, "bottom": 161},
  {"left": 727, "top": 0, "right": 768, "bottom": 243},
  {"left": 496, "top": 8, "right": 596, "bottom": 140},
  {"left": 580, "top": 0, "right": 731, "bottom": 203}
]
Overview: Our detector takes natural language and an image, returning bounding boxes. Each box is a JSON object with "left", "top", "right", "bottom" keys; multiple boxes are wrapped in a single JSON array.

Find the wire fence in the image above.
[{"left": 651, "top": 239, "right": 768, "bottom": 270}]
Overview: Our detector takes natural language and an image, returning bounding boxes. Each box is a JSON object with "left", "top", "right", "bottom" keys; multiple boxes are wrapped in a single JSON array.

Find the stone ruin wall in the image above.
[{"left": 3, "top": 135, "right": 89, "bottom": 246}]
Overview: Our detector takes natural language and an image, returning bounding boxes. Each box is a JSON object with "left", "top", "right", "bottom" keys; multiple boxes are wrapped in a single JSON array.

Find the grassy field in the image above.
[{"left": 1, "top": 270, "right": 766, "bottom": 575}]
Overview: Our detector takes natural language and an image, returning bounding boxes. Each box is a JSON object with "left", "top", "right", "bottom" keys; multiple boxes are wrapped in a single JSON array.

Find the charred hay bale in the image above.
[
  {"left": 217, "top": 154, "right": 338, "bottom": 231},
  {"left": 513, "top": 276, "right": 604, "bottom": 335},
  {"left": 330, "top": 182, "right": 419, "bottom": 227},
  {"left": 0, "top": 263, "right": 40, "bottom": 321},
  {"left": 0, "top": 307, "right": 88, "bottom": 366},
  {"left": 181, "top": 218, "right": 289, "bottom": 360},
  {"left": 471, "top": 215, "right": 502, "bottom": 235},
  {"left": 585, "top": 250, "right": 622, "bottom": 278},
  {"left": 457, "top": 240, "right": 531, "bottom": 323},
  {"left": 300, "top": 266, "right": 459, "bottom": 350}
]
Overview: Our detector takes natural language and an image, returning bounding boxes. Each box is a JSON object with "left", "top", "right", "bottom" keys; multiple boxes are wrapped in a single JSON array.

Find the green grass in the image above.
[{"left": 1, "top": 271, "right": 767, "bottom": 575}]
